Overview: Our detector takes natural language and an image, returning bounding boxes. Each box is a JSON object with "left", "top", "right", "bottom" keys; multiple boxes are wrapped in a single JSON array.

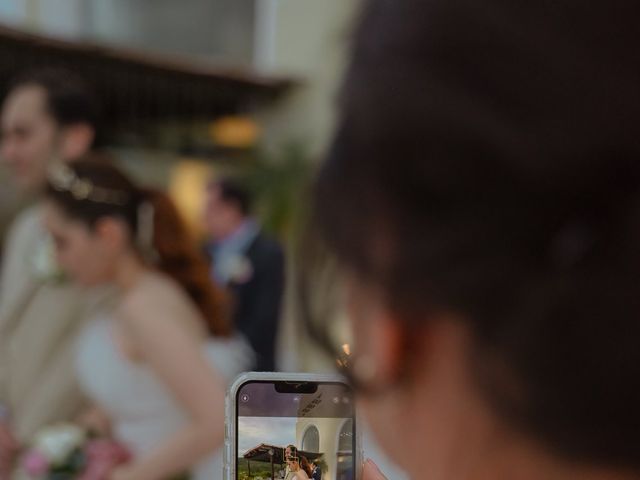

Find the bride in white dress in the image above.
[{"left": 42, "top": 159, "right": 254, "bottom": 480}]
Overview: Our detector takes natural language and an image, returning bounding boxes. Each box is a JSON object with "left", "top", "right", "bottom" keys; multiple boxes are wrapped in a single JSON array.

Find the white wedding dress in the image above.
[{"left": 76, "top": 314, "right": 253, "bottom": 479}]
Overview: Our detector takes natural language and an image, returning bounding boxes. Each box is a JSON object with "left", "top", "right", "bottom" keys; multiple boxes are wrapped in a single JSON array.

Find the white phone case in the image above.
[{"left": 224, "top": 372, "right": 363, "bottom": 480}]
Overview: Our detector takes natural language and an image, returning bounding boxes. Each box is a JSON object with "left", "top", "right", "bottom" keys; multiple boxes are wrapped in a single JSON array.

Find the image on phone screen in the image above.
[{"left": 236, "top": 381, "right": 355, "bottom": 480}]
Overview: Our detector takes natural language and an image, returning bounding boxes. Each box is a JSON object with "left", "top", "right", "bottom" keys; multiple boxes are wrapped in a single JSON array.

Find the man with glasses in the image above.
[{"left": 310, "top": 459, "right": 322, "bottom": 480}]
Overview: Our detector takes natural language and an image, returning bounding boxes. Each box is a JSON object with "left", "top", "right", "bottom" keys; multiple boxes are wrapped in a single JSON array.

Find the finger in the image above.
[{"left": 363, "top": 459, "right": 388, "bottom": 480}]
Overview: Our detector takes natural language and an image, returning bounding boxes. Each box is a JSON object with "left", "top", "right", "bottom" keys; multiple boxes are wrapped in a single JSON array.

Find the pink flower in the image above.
[
  {"left": 22, "top": 450, "right": 50, "bottom": 477},
  {"left": 79, "top": 439, "right": 131, "bottom": 480}
]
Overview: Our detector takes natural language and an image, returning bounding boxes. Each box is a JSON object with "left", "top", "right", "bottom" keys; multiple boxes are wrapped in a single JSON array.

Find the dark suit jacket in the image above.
[
  {"left": 311, "top": 467, "right": 322, "bottom": 480},
  {"left": 228, "top": 232, "right": 285, "bottom": 372}
]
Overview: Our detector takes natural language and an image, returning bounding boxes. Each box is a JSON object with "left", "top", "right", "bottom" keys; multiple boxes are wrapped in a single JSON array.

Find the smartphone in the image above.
[{"left": 225, "top": 372, "right": 361, "bottom": 480}]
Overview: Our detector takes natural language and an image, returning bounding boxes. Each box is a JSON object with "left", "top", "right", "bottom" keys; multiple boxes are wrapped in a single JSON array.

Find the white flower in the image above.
[
  {"left": 33, "top": 424, "right": 86, "bottom": 464},
  {"left": 226, "top": 254, "right": 254, "bottom": 284}
]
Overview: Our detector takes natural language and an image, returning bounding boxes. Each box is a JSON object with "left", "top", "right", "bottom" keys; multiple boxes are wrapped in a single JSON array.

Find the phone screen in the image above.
[{"left": 236, "top": 381, "right": 356, "bottom": 480}]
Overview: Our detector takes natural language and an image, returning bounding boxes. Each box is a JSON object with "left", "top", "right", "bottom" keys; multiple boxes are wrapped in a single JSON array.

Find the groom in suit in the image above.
[
  {"left": 310, "top": 460, "right": 322, "bottom": 480},
  {"left": 0, "top": 69, "right": 105, "bottom": 477},
  {"left": 204, "top": 178, "right": 285, "bottom": 372}
]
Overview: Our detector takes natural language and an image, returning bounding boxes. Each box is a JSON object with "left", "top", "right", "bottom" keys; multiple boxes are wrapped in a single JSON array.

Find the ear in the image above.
[
  {"left": 346, "top": 277, "right": 406, "bottom": 386},
  {"left": 368, "top": 309, "right": 406, "bottom": 385},
  {"left": 93, "top": 217, "right": 128, "bottom": 250},
  {"left": 59, "top": 123, "right": 95, "bottom": 160}
]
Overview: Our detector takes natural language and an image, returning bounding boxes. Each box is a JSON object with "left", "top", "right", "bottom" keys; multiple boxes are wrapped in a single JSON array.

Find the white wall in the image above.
[
  {"left": 256, "top": 0, "right": 361, "bottom": 158},
  {"left": 87, "top": 0, "right": 255, "bottom": 62},
  {"left": 296, "top": 417, "right": 346, "bottom": 480},
  {"left": 36, "top": 0, "right": 86, "bottom": 37},
  {"left": 0, "top": 0, "right": 257, "bottom": 65},
  {"left": 0, "top": 1, "right": 26, "bottom": 25},
  {"left": 0, "top": 0, "right": 86, "bottom": 38},
  {"left": 270, "top": 0, "right": 361, "bottom": 375}
]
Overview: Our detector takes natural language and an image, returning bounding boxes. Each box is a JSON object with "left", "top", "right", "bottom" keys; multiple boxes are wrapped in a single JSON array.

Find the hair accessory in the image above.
[{"left": 48, "top": 163, "right": 130, "bottom": 206}]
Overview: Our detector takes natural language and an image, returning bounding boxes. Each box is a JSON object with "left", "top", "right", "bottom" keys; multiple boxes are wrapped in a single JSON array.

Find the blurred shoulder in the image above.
[{"left": 120, "top": 271, "right": 199, "bottom": 324}]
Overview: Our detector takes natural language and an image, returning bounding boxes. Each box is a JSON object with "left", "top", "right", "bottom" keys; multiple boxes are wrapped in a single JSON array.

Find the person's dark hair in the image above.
[
  {"left": 312, "top": 0, "right": 640, "bottom": 472},
  {"left": 8, "top": 68, "right": 99, "bottom": 135},
  {"left": 45, "top": 157, "right": 230, "bottom": 337},
  {"left": 210, "top": 177, "right": 252, "bottom": 216}
]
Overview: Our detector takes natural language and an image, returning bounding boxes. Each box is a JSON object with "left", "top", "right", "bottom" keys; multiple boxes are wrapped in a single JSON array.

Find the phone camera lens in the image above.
[{"left": 240, "top": 393, "right": 250, "bottom": 403}]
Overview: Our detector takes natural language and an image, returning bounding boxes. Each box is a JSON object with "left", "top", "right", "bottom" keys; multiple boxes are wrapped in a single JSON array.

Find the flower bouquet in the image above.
[{"left": 21, "top": 424, "right": 131, "bottom": 480}]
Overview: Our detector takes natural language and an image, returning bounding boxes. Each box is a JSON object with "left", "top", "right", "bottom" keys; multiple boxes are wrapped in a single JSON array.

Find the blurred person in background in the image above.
[
  {"left": 43, "top": 159, "right": 253, "bottom": 480},
  {"left": 0, "top": 68, "right": 104, "bottom": 477},
  {"left": 204, "top": 177, "right": 284, "bottom": 372},
  {"left": 307, "top": 0, "right": 640, "bottom": 479},
  {"left": 310, "top": 459, "right": 322, "bottom": 480}
]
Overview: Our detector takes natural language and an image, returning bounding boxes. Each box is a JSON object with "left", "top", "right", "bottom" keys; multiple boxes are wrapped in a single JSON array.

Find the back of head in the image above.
[{"left": 316, "top": 0, "right": 640, "bottom": 470}]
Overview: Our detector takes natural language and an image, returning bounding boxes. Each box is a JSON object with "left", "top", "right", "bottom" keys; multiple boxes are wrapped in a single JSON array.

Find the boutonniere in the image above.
[
  {"left": 226, "top": 254, "right": 254, "bottom": 285},
  {"left": 31, "top": 235, "right": 66, "bottom": 284}
]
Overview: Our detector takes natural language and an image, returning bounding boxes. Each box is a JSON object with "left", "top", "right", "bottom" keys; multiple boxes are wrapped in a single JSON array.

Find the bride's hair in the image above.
[
  {"left": 300, "top": 456, "right": 313, "bottom": 476},
  {"left": 45, "top": 156, "right": 230, "bottom": 337}
]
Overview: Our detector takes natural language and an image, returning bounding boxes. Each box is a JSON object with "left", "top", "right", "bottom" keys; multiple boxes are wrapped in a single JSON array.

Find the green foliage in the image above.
[
  {"left": 315, "top": 457, "right": 329, "bottom": 473},
  {"left": 241, "top": 142, "right": 314, "bottom": 240},
  {"left": 237, "top": 457, "right": 286, "bottom": 480},
  {"left": 46, "top": 448, "right": 86, "bottom": 480}
]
